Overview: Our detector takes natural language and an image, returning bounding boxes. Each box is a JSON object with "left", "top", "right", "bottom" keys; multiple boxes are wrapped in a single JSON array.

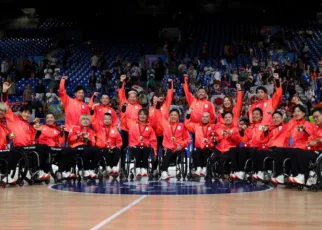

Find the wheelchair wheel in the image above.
[
  {"left": 55, "top": 171, "right": 62, "bottom": 183},
  {"left": 297, "top": 184, "right": 304, "bottom": 190},
  {"left": 316, "top": 156, "right": 322, "bottom": 183},
  {"left": 17, "top": 180, "right": 25, "bottom": 187},
  {"left": 130, "top": 173, "right": 134, "bottom": 181},
  {"left": 98, "top": 173, "right": 103, "bottom": 182}
]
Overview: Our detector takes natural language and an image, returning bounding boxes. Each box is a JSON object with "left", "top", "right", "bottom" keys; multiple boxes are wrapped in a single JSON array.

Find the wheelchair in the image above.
[
  {"left": 158, "top": 149, "right": 188, "bottom": 181},
  {"left": 206, "top": 156, "right": 232, "bottom": 182},
  {"left": 186, "top": 148, "right": 212, "bottom": 181},
  {"left": 95, "top": 153, "right": 120, "bottom": 182},
  {"left": 123, "top": 146, "right": 155, "bottom": 181},
  {"left": 48, "top": 148, "right": 78, "bottom": 183},
  {"left": 286, "top": 153, "right": 322, "bottom": 192},
  {"left": 21, "top": 146, "right": 51, "bottom": 185},
  {"left": 0, "top": 148, "right": 29, "bottom": 188}
]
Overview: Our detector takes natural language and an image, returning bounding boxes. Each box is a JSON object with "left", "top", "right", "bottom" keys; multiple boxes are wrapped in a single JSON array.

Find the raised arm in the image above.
[
  {"left": 271, "top": 73, "right": 283, "bottom": 111},
  {"left": 234, "top": 84, "right": 243, "bottom": 123},
  {"left": 183, "top": 75, "right": 195, "bottom": 105},
  {"left": 118, "top": 75, "right": 127, "bottom": 105},
  {"left": 59, "top": 77, "right": 70, "bottom": 107},
  {"left": 184, "top": 108, "right": 196, "bottom": 133},
  {"left": 164, "top": 79, "right": 174, "bottom": 112}
]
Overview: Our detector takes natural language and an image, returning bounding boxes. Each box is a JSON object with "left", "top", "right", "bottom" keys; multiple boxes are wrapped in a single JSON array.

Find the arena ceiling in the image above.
[{"left": 0, "top": 0, "right": 321, "bottom": 21}]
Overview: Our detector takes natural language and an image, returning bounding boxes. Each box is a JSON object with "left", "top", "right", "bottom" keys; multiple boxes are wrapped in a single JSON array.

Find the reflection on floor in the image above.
[{"left": 50, "top": 178, "right": 271, "bottom": 195}]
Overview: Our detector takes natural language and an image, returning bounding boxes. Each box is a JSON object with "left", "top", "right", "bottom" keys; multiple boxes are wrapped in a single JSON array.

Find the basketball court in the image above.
[{"left": 1, "top": 177, "right": 321, "bottom": 230}]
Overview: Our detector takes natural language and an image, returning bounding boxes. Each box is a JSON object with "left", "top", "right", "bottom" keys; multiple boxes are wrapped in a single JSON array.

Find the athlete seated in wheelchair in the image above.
[
  {"left": 34, "top": 113, "right": 74, "bottom": 181},
  {"left": 287, "top": 108, "right": 322, "bottom": 187},
  {"left": 185, "top": 108, "right": 216, "bottom": 177},
  {"left": 155, "top": 108, "right": 190, "bottom": 180},
  {"left": 67, "top": 115, "right": 101, "bottom": 179},
  {"left": 91, "top": 112, "right": 122, "bottom": 177},
  {"left": 209, "top": 111, "right": 240, "bottom": 180},
  {"left": 0, "top": 102, "right": 28, "bottom": 185},
  {"left": 127, "top": 108, "right": 157, "bottom": 177},
  {"left": 227, "top": 108, "right": 269, "bottom": 181}
]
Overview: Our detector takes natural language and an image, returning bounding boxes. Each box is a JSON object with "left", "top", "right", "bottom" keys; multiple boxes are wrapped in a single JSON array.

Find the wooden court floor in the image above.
[{"left": 1, "top": 181, "right": 322, "bottom": 230}]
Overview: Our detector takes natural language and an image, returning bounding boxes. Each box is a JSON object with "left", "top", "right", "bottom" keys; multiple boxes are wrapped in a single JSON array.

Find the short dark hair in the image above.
[
  {"left": 312, "top": 108, "right": 322, "bottom": 116},
  {"left": 256, "top": 86, "right": 268, "bottom": 94},
  {"left": 74, "top": 85, "right": 85, "bottom": 93},
  {"left": 20, "top": 105, "right": 32, "bottom": 114},
  {"left": 169, "top": 108, "right": 180, "bottom": 115},
  {"left": 252, "top": 107, "right": 263, "bottom": 116},
  {"left": 222, "top": 111, "right": 233, "bottom": 118},
  {"left": 272, "top": 111, "right": 283, "bottom": 117},
  {"left": 104, "top": 112, "right": 112, "bottom": 117},
  {"left": 293, "top": 104, "right": 306, "bottom": 114}
]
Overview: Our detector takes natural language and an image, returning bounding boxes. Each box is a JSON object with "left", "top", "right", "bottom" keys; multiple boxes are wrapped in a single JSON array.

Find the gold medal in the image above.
[
  {"left": 171, "top": 136, "right": 176, "bottom": 142},
  {"left": 9, "top": 132, "right": 15, "bottom": 139},
  {"left": 203, "top": 138, "right": 208, "bottom": 143}
]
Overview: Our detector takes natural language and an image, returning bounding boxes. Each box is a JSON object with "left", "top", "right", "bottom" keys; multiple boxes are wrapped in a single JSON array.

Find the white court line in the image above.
[{"left": 89, "top": 195, "right": 147, "bottom": 230}]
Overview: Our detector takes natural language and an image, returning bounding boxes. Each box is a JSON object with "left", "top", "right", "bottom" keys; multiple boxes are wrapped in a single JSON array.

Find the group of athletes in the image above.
[{"left": 0, "top": 72, "right": 322, "bottom": 187}]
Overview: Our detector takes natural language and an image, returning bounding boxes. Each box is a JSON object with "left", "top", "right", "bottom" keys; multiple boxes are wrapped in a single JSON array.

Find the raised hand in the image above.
[
  {"left": 187, "top": 107, "right": 193, "bottom": 114},
  {"left": 33, "top": 118, "right": 40, "bottom": 124},
  {"left": 184, "top": 74, "right": 188, "bottom": 82},
  {"left": 2, "top": 82, "right": 11, "bottom": 93},
  {"left": 93, "top": 92, "right": 99, "bottom": 97},
  {"left": 92, "top": 103, "right": 100, "bottom": 110},
  {"left": 120, "top": 75, "right": 127, "bottom": 82}
]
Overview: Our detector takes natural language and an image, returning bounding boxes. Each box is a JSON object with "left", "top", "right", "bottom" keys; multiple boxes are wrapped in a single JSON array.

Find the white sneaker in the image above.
[
  {"left": 306, "top": 171, "right": 317, "bottom": 186},
  {"left": 136, "top": 168, "right": 141, "bottom": 177},
  {"left": 84, "top": 170, "right": 91, "bottom": 178},
  {"left": 235, "top": 171, "right": 245, "bottom": 180},
  {"left": 161, "top": 171, "right": 171, "bottom": 180},
  {"left": 38, "top": 170, "right": 47, "bottom": 180},
  {"left": 200, "top": 167, "right": 207, "bottom": 177},
  {"left": 293, "top": 174, "right": 305, "bottom": 185},
  {"left": 62, "top": 171, "right": 71, "bottom": 178},
  {"left": 2, "top": 174, "right": 17, "bottom": 184},
  {"left": 252, "top": 173, "right": 258, "bottom": 180},
  {"left": 112, "top": 166, "right": 119, "bottom": 175},
  {"left": 25, "top": 170, "right": 31, "bottom": 180},
  {"left": 106, "top": 166, "right": 112, "bottom": 174},
  {"left": 194, "top": 167, "right": 202, "bottom": 176},
  {"left": 141, "top": 168, "right": 147, "bottom": 177},
  {"left": 257, "top": 171, "right": 265, "bottom": 180},
  {"left": 271, "top": 175, "right": 284, "bottom": 184},
  {"left": 90, "top": 170, "right": 97, "bottom": 178},
  {"left": 153, "top": 170, "right": 158, "bottom": 177}
]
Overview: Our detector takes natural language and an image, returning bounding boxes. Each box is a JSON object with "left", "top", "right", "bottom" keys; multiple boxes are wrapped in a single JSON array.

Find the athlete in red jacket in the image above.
[
  {"left": 2, "top": 82, "right": 50, "bottom": 181},
  {"left": 155, "top": 105, "right": 190, "bottom": 180},
  {"left": 290, "top": 108, "right": 322, "bottom": 186},
  {"left": 67, "top": 115, "right": 101, "bottom": 179},
  {"left": 209, "top": 111, "right": 241, "bottom": 179},
  {"left": 0, "top": 102, "right": 21, "bottom": 184},
  {"left": 216, "top": 84, "right": 243, "bottom": 127},
  {"left": 59, "top": 76, "right": 90, "bottom": 133},
  {"left": 92, "top": 112, "right": 122, "bottom": 176},
  {"left": 185, "top": 108, "right": 216, "bottom": 176},
  {"left": 251, "top": 111, "right": 289, "bottom": 183},
  {"left": 35, "top": 113, "right": 75, "bottom": 179},
  {"left": 127, "top": 108, "right": 157, "bottom": 177},
  {"left": 248, "top": 73, "right": 282, "bottom": 124},
  {"left": 183, "top": 75, "right": 216, "bottom": 124},
  {"left": 89, "top": 92, "right": 118, "bottom": 127}
]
